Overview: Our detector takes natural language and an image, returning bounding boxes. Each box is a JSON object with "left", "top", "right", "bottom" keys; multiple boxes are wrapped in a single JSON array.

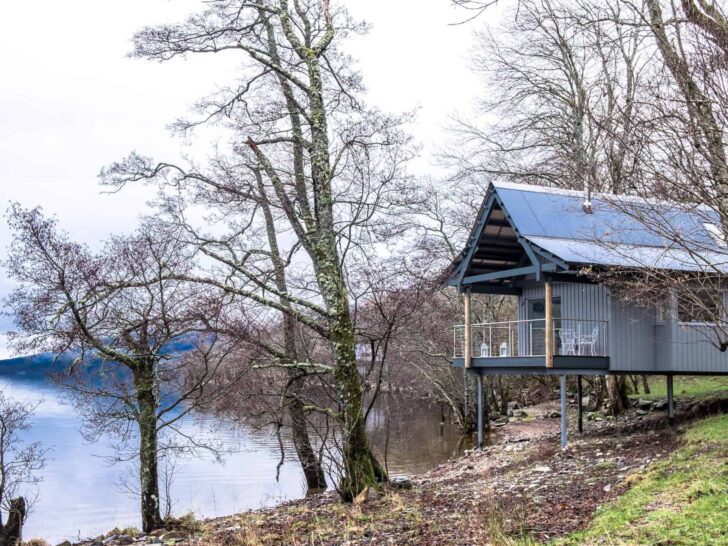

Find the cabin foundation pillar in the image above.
[
  {"left": 560, "top": 375, "right": 568, "bottom": 449},
  {"left": 576, "top": 375, "right": 583, "bottom": 434},
  {"left": 477, "top": 373, "right": 484, "bottom": 449},
  {"left": 667, "top": 374, "right": 674, "bottom": 425}
]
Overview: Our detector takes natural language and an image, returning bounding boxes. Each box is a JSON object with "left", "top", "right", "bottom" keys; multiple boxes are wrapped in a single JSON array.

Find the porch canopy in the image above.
[{"left": 447, "top": 181, "right": 728, "bottom": 292}]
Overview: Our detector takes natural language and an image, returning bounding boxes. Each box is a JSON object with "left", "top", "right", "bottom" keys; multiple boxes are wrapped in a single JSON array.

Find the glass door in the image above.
[{"left": 527, "top": 297, "right": 561, "bottom": 355}]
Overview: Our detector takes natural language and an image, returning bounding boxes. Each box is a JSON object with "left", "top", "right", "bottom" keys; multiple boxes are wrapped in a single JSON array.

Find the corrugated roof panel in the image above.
[
  {"left": 526, "top": 236, "right": 728, "bottom": 272},
  {"left": 491, "top": 182, "right": 724, "bottom": 270}
]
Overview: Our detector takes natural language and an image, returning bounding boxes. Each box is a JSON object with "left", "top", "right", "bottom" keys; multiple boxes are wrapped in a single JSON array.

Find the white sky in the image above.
[{"left": 0, "top": 0, "right": 497, "bottom": 331}]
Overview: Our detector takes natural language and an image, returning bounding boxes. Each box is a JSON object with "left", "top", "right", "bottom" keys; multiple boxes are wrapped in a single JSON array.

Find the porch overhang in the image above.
[{"left": 446, "top": 188, "right": 572, "bottom": 294}]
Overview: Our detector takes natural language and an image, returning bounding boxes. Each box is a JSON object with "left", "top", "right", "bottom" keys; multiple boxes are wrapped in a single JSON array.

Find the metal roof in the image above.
[{"left": 450, "top": 182, "right": 728, "bottom": 286}]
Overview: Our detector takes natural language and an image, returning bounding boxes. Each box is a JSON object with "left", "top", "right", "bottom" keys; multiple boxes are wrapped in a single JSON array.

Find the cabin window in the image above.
[{"left": 677, "top": 288, "right": 724, "bottom": 324}]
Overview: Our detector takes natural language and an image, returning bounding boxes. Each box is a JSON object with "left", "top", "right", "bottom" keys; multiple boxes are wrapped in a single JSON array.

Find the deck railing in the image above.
[{"left": 453, "top": 319, "right": 609, "bottom": 359}]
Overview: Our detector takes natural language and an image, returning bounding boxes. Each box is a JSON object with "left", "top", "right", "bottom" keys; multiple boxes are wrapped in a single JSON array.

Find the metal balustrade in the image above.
[{"left": 453, "top": 319, "right": 609, "bottom": 359}]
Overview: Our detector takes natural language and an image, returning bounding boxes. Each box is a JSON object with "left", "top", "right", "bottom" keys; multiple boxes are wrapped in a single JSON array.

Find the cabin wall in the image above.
[
  {"left": 608, "top": 298, "right": 657, "bottom": 372},
  {"left": 517, "top": 282, "right": 609, "bottom": 356},
  {"left": 668, "top": 324, "right": 728, "bottom": 373}
]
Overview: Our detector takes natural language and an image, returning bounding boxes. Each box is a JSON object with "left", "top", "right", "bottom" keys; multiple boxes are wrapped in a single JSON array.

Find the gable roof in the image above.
[{"left": 449, "top": 181, "right": 728, "bottom": 290}]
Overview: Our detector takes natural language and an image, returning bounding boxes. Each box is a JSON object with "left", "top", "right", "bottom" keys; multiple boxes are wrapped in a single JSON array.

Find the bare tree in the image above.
[
  {"left": 0, "top": 390, "right": 46, "bottom": 546},
  {"left": 4, "top": 206, "right": 241, "bottom": 532},
  {"left": 101, "top": 0, "right": 416, "bottom": 501}
]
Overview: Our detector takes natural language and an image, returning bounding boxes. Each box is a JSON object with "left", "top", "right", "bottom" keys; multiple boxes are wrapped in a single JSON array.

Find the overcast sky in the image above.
[{"left": 0, "top": 0, "right": 496, "bottom": 332}]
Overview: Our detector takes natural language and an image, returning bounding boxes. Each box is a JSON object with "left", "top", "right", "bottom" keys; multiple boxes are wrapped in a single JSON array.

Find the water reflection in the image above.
[{"left": 0, "top": 369, "right": 468, "bottom": 543}]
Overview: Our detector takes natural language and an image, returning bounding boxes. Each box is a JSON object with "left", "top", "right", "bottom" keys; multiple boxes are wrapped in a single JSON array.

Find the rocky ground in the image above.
[{"left": 66, "top": 395, "right": 727, "bottom": 546}]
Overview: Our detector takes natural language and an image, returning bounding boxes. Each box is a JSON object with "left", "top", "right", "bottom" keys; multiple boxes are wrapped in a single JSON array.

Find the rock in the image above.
[
  {"left": 159, "top": 532, "right": 187, "bottom": 541},
  {"left": 533, "top": 466, "right": 552, "bottom": 473},
  {"left": 513, "top": 410, "right": 528, "bottom": 418},
  {"left": 507, "top": 401, "right": 520, "bottom": 410},
  {"left": 507, "top": 408, "right": 514, "bottom": 417},
  {"left": 636, "top": 399, "right": 653, "bottom": 410},
  {"left": 56, "top": 541, "right": 72, "bottom": 546},
  {"left": 391, "top": 476, "right": 413, "bottom": 490},
  {"left": 651, "top": 400, "right": 668, "bottom": 411},
  {"left": 149, "top": 530, "right": 166, "bottom": 538},
  {"left": 103, "top": 537, "right": 117, "bottom": 545},
  {"left": 117, "top": 536, "right": 134, "bottom": 545},
  {"left": 548, "top": 411, "right": 561, "bottom": 419},
  {"left": 636, "top": 409, "right": 649, "bottom": 416},
  {"left": 353, "top": 485, "right": 379, "bottom": 505},
  {"left": 603, "top": 483, "right": 612, "bottom": 493}
]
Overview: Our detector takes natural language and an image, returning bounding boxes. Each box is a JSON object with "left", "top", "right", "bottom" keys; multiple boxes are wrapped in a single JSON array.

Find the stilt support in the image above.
[
  {"left": 577, "top": 375, "right": 583, "bottom": 434},
  {"left": 477, "top": 373, "right": 484, "bottom": 449},
  {"left": 560, "top": 375, "right": 568, "bottom": 449},
  {"left": 667, "top": 374, "right": 674, "bottom": 425}
]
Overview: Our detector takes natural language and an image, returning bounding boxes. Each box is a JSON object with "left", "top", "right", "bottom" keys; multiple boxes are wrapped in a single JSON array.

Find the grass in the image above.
[
  {"left": 553, "top": 414, "right": 728, "bottom": 546},
  {"left": 630, "top": 375, "right": 728, "bottom": 401}
]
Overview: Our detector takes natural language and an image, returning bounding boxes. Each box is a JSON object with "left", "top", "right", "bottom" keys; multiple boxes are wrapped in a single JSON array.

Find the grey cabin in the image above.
[{"left": 448, "top": 182, "right": 728, "bottom": 446}]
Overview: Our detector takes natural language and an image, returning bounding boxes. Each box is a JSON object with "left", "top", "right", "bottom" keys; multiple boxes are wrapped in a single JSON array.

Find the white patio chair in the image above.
[
  {"left": 559, "top": 328, "right": 577, "bottom": 355},
  {"left": 578, "top": 326, "right": 599, "bottom": 356}
]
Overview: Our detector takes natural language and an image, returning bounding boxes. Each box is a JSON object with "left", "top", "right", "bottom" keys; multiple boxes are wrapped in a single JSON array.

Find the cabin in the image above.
[{"left": 447, "top": 181, "right": 728, "bottom": 447}]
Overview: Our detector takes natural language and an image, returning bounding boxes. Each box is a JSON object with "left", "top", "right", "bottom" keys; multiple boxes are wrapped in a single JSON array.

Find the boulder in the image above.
[
  {"left": 56, "top": 541, "right": 73, "bottom": 546},
  {"left": 636, "top": 399, "right": 653, "bottom": 410},
  {"left": 636, "top": 409, "right": 649, "bottom": 416},
  {"left": 353, "top": 486, "right": 379, "bottom": 505},
  {"left": 391, "top": 476, "right": 413, "bottom": 490},
  {"left": 651, "top": 400, "right": 668, "bottom": 411},
  {"left": 159, "top": 531, "right": 187, "bottom": 542}
]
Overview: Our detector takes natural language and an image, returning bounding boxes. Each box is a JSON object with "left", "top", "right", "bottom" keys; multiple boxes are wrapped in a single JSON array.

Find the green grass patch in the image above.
[
  {"left": 553, "top": 414, "right": 728, "bottom": 546},
  {"left": 630, "top": 375, "right": 728, "bottom": 401}
]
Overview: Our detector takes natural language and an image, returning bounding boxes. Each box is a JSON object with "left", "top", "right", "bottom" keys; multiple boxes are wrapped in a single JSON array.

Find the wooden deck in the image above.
[{"left": 452, "top": 355, "right": 610, "bottom": 372}]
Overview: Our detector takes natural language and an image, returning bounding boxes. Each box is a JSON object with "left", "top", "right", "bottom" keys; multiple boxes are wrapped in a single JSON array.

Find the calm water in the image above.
[{"left": 0, "top": 365, "right": 467, "bottom": 543}]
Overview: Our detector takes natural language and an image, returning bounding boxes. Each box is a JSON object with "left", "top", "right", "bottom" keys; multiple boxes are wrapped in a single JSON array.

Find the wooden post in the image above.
[
  {"left": 477, "top": 373, "right": 484, "bottom": 449},
  {"left": 545, "top": 281, "right": 554, "bottom": 368},
  {"left": 560, "top": 375, "right": 568, "bottom": 449},
  {"left": 667, "top": 374, "right": 674, "bottom": 425},
  {"left": 577, "top": 375, "right": 584, "bottom": 434},
  {"left": 464, "top": 290, "right": 472, "bottom": 369}
]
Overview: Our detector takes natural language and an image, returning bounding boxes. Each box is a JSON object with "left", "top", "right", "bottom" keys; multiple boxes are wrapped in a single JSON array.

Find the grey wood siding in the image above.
[
  {"left": 654, "top": 324, "right": 673, "bottom": 371},
  {"left": 608, "top": 298, "right": 657, "bottom": 372},
  {"left": 518, "top": 282, "right": 609, "bottom": 356},
  {"left": 513, "top": 281, "right": 728, "bottom": 373},
  {"left": 669, "top": 324, "right": 728, "bottom": 373}
]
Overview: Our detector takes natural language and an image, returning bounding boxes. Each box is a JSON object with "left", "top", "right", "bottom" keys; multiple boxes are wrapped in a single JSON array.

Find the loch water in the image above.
[{"left": 0, "top": 358, "right": 468, "bottom": 543}]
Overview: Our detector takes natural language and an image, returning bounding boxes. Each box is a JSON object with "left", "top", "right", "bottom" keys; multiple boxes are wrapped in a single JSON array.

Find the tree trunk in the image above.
[
  {"left": 331, "top": 310, "right": 386, "bottom": 501},
  {"left": 605, "top": 375, "right": 630, "bottom": 415},
  {"left": 641, "top": 374, "right": 651, "bottom": 395},
  {"left": 288, "top": 381, "right": 327, "bottom": 491},
  {"left": 135, "top": 363, "right": 163, "bottom": 532},
  {"left": 0, "top": 497, "right": 25, "bottom": 546}
]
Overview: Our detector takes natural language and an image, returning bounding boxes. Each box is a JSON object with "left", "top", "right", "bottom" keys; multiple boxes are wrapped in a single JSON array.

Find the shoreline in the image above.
[{"left": 63, "top": 394, "right": 728, "bottom": 546}]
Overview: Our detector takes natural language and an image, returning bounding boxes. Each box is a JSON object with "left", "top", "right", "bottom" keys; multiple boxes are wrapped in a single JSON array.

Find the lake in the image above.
[{"left": 0, "top": 359, "right": 468, "bottom": 543}]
